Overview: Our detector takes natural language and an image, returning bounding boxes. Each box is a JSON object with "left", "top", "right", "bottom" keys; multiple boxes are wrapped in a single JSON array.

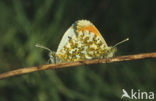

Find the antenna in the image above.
[
  {"left": 35, "top": 43, "right": 52, "bottom": 53},
  {"left": 112, "top": 38, "right": 129, "bottom": 48}
]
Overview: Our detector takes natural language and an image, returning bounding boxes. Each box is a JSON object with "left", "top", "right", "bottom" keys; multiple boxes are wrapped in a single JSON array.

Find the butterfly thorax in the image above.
[{"left": 49, "top": 51, "right": 62, "bottom": 63}]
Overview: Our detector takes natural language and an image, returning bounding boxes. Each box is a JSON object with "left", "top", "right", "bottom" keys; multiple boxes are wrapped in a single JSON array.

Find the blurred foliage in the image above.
[{"left": 0, "top": 0, "right": 156, "bottom": 101}]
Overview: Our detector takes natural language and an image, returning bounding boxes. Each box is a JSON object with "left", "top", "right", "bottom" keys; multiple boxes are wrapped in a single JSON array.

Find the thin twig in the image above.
[{"left": 0, "top": 52, "right": 156, "bottom": 79}]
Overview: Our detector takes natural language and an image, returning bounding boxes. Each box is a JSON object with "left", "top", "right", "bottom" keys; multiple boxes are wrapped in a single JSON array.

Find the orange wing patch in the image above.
[{"left": 77, "top": 25, "right": 100, "bottom": 36}]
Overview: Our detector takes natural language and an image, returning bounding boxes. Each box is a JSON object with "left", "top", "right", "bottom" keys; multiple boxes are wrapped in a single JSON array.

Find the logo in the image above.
[
  {"left": 35, "top": 20, "right": 129, "bottom": 63},
  {"left": 121, "top": 89, "right": 155, "bottom": 100},
  {"left": 121, "top": 89, "right": 131, "bottom": 99}
]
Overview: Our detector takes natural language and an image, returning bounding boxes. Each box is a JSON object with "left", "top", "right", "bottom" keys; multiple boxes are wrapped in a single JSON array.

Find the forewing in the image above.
[
  {"left": 76, "top": 20, "right": 108, "bottom": 47},
  {"left": 56, "top": 24, "right": 76, "bottom": 54}
]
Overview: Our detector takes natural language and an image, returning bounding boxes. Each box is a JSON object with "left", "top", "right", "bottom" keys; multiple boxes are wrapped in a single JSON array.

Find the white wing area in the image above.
[{"left": 56, "top": 25, "right": 75, "bottom": 54}]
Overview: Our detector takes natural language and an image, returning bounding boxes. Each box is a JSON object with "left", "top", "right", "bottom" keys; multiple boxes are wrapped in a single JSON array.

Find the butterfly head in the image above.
[
  {"left": 48, "top": 51, "right": 57, "bottom": 63},
  {"left": 105, "top": 38, "right": 129, "bottom": 58},
  {"left": 35, "top": 44, "right": 60, "bottom": 63},
  {"left": 105, "top": 47, "right": 117, "bottom": 58}
]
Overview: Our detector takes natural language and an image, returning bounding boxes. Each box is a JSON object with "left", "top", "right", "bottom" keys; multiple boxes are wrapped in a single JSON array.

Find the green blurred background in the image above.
[{"left": 0, "top": 0, "right": 156, "bottom": 101}]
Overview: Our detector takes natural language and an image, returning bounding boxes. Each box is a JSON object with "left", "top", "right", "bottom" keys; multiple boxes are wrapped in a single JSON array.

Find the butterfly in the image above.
[{"left": 35, "top": 20, "right": 129, "bottom": 63}]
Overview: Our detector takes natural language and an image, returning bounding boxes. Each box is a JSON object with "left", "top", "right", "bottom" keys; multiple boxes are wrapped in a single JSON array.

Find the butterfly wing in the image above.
[
  {"left": 56, "top": 25, "right": 76, "bottom": 54},
  {"left": 56, "top": 20, "right": 109, "bottom": 62},
  {"left": 76, "top": 20, "right": 108, "bottom": 47}
]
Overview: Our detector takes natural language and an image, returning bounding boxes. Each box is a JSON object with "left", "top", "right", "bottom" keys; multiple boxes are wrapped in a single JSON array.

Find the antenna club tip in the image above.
[
  {"left": 126, "top": 38, "right": 129, "bottom": 41},
  {"left": 35, "top": 44, "right": 39, "bottom": 47}
]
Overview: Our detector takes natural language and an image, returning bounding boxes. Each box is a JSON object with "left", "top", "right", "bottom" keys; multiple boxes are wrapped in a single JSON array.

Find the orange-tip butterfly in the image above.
[{"left": 35, "top": 20, "right": 129, "bottom": 63}]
